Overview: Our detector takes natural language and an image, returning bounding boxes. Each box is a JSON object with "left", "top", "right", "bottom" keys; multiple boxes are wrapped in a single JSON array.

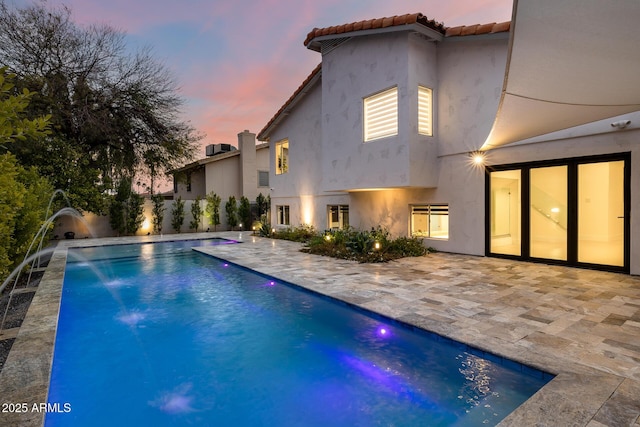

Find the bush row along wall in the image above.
[{"left": 52, "top": 199, "right": 248, "bottom": 239}]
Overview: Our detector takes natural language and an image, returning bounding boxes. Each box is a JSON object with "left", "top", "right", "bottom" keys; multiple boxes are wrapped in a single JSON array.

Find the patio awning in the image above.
[{"left": 481, "top": 0, "right": 640, "bottom": 150}]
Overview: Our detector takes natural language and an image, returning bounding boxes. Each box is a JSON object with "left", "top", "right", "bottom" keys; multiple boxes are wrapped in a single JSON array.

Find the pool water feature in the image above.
[{"left": 46, "top": 239, "right": 552, "bottom": 426}]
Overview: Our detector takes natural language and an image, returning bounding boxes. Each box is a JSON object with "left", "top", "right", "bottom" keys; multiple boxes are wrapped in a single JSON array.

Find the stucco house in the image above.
[
  {"left": 257, "top": 2, "right": 640, "bottom": 274},
  {"left": 172, "top": 130, "right": 270, "bottom": 229}
]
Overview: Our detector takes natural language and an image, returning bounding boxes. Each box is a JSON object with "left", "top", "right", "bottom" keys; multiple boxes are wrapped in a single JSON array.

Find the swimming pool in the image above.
[{"left": 47, "top": 239, "right": 552, "bottom": 426}]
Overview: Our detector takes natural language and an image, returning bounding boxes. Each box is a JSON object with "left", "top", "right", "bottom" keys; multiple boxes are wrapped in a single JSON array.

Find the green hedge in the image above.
[{"left": 0, "top": 153, "right": 53, "bottom": 281}]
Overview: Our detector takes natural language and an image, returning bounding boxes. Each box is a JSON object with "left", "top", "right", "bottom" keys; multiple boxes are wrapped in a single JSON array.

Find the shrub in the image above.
[
  {"left": 298, "top": 226, "right": 433, "bottom": 263},
  {"left": 171, "top": 197, "right": 185, "bottom": 233},
  {"left": 150, "top": 194, "right": 165, "bottom": 234},
  {"left": 0, "top": 153, "right": 53, "bottom": 281},
  {"left": 225, "top": 196, "right": 238, "bottom": 229},
  {"left": 205, "top": 192, "right": 221, "bottom": 231},
  {"left": 387, "top": 237, "right": 431, "bottom": 258},
  {"left": 109, "top": 178, "right": 144, "bottom": 236},
  {"left": 258, "top": 215, "right": 271, "bottom": 237},
  {"left": 272, "top": 224, "right": 316, "bottom": 243},
  {"left": 238, "top": 196, "right": 251, "bottom": 230},
  {"left": 190, "top": 196, "right": 203, "bottom": 231}
]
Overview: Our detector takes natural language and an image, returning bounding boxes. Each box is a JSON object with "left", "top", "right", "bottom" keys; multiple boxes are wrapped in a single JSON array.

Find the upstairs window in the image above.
[
  {"left": 364, "top": 87, "right": 398, "bottom": 141},
  {"left": 418, "top": 86, "right": 433, "bottom": 136},
  {"left": 258, "top": 170, "right": 269, "bottom": 187},
  {"left": 275, "top": 139, "right": 289, "bottom": 175}
]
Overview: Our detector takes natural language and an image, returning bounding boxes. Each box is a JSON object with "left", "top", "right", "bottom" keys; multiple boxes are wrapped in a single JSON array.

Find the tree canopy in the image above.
[{"left": 0, "top": 1, "right": 201, "bottom": 212}]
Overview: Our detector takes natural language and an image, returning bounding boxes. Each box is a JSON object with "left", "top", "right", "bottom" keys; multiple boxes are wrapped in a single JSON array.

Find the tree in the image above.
[
  {"left": 190, "top": 196, "right": 203, "bottom": 232},
  {"left": 171, "top": 197, "right": 185, "bottom": 233},
  {"left": 151, "top": 193, "right": 165, "bottom": 234},
  {"left": 225, "top": 196, "right": 238, "bottom": 230},
  {"left": 205, "top": 192, "right": 221, "bottom": 231},
  {"left": 109, "top": 178, "right": 144, "bottom": 236},
  {"left": 0, "top": 67, "right": 50, "bottom": 145},
  {"left": 238, "top": 196, "right": 251, "bottom": 230},
  {"left": 0, "top": 1, "right": 200, "bottom": 213},
  {"left": 0, "top": 68, "right": 52, "bottom": 282}
]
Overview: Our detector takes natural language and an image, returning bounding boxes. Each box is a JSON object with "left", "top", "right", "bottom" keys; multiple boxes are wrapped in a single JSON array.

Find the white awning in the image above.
[{"left": 481, "top": 0, "right": 640, "bottom": 150}]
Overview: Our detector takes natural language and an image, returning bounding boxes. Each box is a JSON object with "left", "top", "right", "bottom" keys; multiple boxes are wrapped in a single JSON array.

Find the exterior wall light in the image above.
[{"left": 472, "top": 152, "right": 485, "bottom": 165}]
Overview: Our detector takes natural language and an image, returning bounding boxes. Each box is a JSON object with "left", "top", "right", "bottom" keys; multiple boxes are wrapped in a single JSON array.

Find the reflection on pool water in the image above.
[{"left": 46, "top": 239, "right": 552, "bottom": 426}]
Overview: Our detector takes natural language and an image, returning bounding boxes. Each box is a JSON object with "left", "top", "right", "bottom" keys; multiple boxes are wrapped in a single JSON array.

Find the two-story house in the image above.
[
  {"left": 172, "top": 130, "right": 270, "bottom": 229},
  {"left": 258, "top": 4, "right": 640, "bottom": 274}
]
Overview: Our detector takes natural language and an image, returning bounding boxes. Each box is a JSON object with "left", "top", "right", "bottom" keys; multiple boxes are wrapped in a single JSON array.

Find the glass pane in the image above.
[
  {"left": 530, "top": 166, "right": 567, "bottom": 260},
  {"left": 429, "top": 205, "right": 449, "bottom": 239},
  {"left": 490, "top": 170, "right": 521, "bottom": 256},
  {"left": 340, "top": 206, "right": 349, "bottom": 228},
  {"left": 578, "top": 161, "right": 624, "bottom": 266},
  {"left": 328, "top": 206, "right": 339, "bottom": 229},
  {"left": 411, "top": 207, "right": 429, "bottom": 237}
]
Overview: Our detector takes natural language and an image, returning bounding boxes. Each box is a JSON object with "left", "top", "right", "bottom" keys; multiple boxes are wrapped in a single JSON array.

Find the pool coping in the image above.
[{"left": 0, "top": 232, "right": 637, "bottom": 426}]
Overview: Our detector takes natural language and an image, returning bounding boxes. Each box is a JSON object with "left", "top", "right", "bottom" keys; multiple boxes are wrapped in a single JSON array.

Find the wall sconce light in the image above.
[
  {"left": 469, "top": 151, "right": 486, "bottom": 167},
  {"left": 611, "top": 120, "right": 631, "bottom": 130}
]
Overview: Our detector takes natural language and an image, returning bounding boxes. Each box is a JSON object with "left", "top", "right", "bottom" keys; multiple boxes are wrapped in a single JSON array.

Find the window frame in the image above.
[
  {"left": 275, "top": 139, "right": 289, "bottom": 175},
  {"left": 418, "top": 85, "right": 433, "bottom": 136},
  {"left": 258, "top": 170, "right": 269, "bottom": 187},
  {"left": 410, "top": 204, "right": 449, "bottom": 240},
  {"left": 276, "top": 205, "right": 290, "bottom": 226},
  {"left": 363, "top": 86, "right": 398, "bottom": 142},
  {"left": 327, "top": 205, "right": 349, "bottom": 230}
]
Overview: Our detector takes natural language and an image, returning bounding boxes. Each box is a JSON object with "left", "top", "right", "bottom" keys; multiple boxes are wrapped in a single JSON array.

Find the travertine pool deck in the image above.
[{"left": 1, "top": 232, "right": 639, "bottom": 426}]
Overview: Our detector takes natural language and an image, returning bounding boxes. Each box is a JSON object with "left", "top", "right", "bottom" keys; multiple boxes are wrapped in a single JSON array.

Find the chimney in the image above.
[{"left": 238, "top": 130, "right": 257, "bottom": 201}]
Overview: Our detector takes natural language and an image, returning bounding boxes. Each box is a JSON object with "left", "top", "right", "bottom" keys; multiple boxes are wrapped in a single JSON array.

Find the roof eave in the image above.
[
  {"left": 257, "top": 66, "right": 322, "bottom": 141},
  {"left": 306, "top": 23, "right": 444, "bottom": 52}
]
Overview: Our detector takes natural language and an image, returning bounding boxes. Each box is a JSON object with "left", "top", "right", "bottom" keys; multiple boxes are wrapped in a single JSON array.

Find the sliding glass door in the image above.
[{"left": 487, "top": 154, "right": 629, "bottom": 271}]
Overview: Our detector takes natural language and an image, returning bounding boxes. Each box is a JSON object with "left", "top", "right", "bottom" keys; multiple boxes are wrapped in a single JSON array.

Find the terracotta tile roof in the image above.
[
  {"left": 304, "top": 13, "right": 510, "bottom": 47},
  {"left": 444, "top": 21, "right": 511, "bottom": 37},
  {"left": 304, "top": 13, "right": 444, "bottom": 47},
  {"left": 257, "top": 63, "right": 322, "bottom": 140}
]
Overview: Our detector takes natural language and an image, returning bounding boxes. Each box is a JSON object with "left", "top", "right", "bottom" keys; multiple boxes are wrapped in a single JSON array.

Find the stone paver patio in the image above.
[{"left": 1, "top": 231, "right": 639, "bottom": 426}]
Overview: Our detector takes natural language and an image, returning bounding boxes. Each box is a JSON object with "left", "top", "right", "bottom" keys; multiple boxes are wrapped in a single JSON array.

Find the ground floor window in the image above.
[
  {"left": 276, "top": 205, "right": 290, "bottom": 226},
  {"left": 327, "top": 205, "right": 349, "bottom": 229},
  {"left": 487, "top": 153, "right": 629, "bottom": 271},
  {"left": 410, "top": 204, "right": 449, "bottom": 239}
]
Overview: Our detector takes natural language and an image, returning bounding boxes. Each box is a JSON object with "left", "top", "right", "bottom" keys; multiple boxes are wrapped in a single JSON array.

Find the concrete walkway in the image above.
[{"left": 0, "top": 232, "right": 639, "bottom": 426}]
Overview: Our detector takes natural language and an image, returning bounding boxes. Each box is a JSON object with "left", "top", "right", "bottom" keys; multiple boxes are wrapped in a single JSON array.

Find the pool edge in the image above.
[{"left": 0, "top": 232, "right": 632, "bottom": 427}]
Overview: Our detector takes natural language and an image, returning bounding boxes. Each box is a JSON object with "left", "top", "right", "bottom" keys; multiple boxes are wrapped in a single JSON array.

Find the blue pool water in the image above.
[{"left": 47, "top": 239, "right": 552, "bottom": 426}]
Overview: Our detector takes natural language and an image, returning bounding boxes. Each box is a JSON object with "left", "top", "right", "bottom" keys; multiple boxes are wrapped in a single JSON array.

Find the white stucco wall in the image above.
[
  {"left": 173, "top": 167, "right": 206, "bottom": 200},
  {"left": 268, "top": 79, "right": 349, "bottom": 230},
  {"left": 321, "top": 33, "right": 417, "bottom": 191},
  {"left": 437, "top": 35, "right": 509, "bottom": 154}
]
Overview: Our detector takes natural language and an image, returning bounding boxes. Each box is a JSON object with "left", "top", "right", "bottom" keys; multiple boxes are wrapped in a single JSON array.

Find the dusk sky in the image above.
[{"left": 11, "top": 0, "right": 513, "bottom": 155}]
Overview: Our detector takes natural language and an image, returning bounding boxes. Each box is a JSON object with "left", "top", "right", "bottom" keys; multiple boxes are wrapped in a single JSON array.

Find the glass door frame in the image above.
[{"left": 485, "top": 152, "right": 630, "bottom": 273}]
